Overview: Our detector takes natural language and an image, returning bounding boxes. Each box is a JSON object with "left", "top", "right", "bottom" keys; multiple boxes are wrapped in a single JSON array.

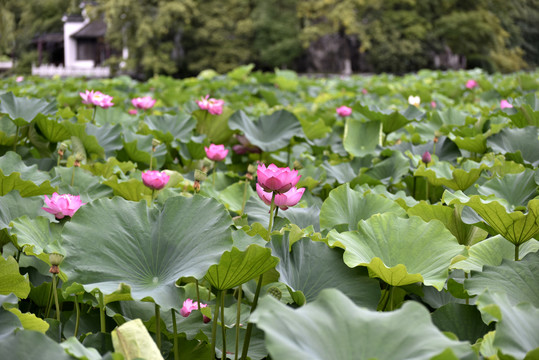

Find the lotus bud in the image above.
[{"left": 422, "top": 151, "right": 432, "bottom": 165}]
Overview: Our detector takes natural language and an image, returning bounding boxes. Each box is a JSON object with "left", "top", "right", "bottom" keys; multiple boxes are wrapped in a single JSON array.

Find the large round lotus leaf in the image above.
[
  {"left": 358, "top": 184, "right": 419, "bottom": 209},
  {"left": 320, "top": 183, "right": 406, "bottom": 232},
  {"left": 268, "top": 234, "right": 380, "bottom": 308},
  {"left": 476, "top": 169, "right": 538, "bottom": 209},
  {"left": 407, "top": 202, "right": 487, "bottom": 246},
  {"left": 343, "top": 119, "right": 381, "bottom": 157},
  {"left": 0, "top": 307, "right": 22, "bottom": 338},
  {"left": 85, "top": 123, "right": 124, "bottom": 158},
  {"left": 9, "top": 216, "right": 64, "bottom": 258},
  {"left": 451, "top": 235, "right": 539, "bottom": 273},
  {"left": 0, "top": 92, "right": 56, "bottom": 126},
  {"left": 205, "top": 244, "right": 279, "bottom": 290},
  {"left": 34, "top": 114, "right": 71, "bottom": 143},
  {"left": 414, "top": 160, "right": 490, "bottom": 191},
  {"left": 431, "top": 304, "right": 494, "bottom": 343},
  {"left": 60, "top": 337, "right": 101, "bottom": 360},
  {"left": 250, "top": 289, "right": 476, "bottom": 360},
  {"left": 193, "top": 107, "right": 235, "bottom": 144},
  {"left": 0, "top": 152, "right": 56, "bottom": 197},
  {"left": 503, "top": 93, "right": 539, "bottom": 128},
  {"left": 229, "top": 110, "right": 304, "bottom": 152},
  {"left": 122, "top": 131, "right": 167, "bottom": 168},
  {"left": 0, "top": 256, "right": 30, "bottom": 299},
  {"left": 51, "top": 167, "right": 112, "bottom": 201},
  {"left": 360, "top": 151, "right": 410, "bottom": 186},
  {"left": 327, "top": 213, "right": 465, "bottom": 290},
  {"left": 487, "top": 126, "right": 539, "bottom": 166},
  {"left": 476, "top": 290, "right": 539, "bottom": 359},
  {"left": 355, "top": 102, "right": 424, "bottom": 134},
  {"left": 0, "top": 328, "right": 71, "bottom": 360},
  {"left": 280, "top": 205, "right": 320, "bottom": 232},
  {"left": 443, "top": 190, "right": 539, "bottom": 245},
  {"left": 143, "top": 113, "right": 196, "bottom": 144},
  {"left": 61, "top": 195, "right": 233, "bottom": 309},
  {"left": 465, "top": 252, "right": 539, "bottom": 307}
]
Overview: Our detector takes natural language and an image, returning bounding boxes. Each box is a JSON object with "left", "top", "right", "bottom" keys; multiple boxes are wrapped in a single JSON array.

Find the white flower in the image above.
[{"left": 408, "top": 95, "right": 421, "bottom": 107}]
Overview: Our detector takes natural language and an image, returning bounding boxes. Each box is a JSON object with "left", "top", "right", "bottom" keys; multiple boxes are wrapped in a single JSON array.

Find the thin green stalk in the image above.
[
  {"left": 92, "top": 106, "right": 97, "bottom": 124},
  {"left": 52, "top": 273, "right": 61, "bottom": 321},
  {"left": 149, "top": 152, "right": 153, "bottom": 171},
  {"left": 155, "top": 303, "right": 161, "bottom": 350},
  {"left": 515, "top": 244, "right": 520, "bottom": 261},
  {"left": 74, "top": 295, "right": 80, "bottom": 338},
  {"left": 13, "top": 125, "right": 19, "bottom": 152},
  {"left": 380, "top": 285, "right": 392, "bottom": 312},
  {"left": 286, "top": 143, "right": 291, "bottom": 167},
  {"left": 211, "top": 290, "right": 221, "bottom": 360},
  {"left": 241, "top": 274, "right": 263, "bottom": 360},
  {"left": 432, "top": 141, "right": 437, "bottom": 156},
  {"left": 45, "top": 282, "right": 53, "bottom": 318},
  {"left": 240, "top": 180, "right": 249, "bottom": 215},
  {"left": 172, "top": 309, "right": 179, "bottom": 360},
  {"left": 234, "top": 285, "right": 242, "bottom": 360},
  {"left": 195, "top": 279, "right": 201, "bottom": 311},
  {"left": 57, "top": 154, "right": 61, "bottom": 167},
  {"left": 15, "top": 249, "right": 21, "bottom": 263},
  {"left": 71, "top": 166, "right": 76, "bottom": 187},
  {"left": 99, "top": 292, "right": 106, "bottom": 333},
  {"left": 464, "top": 272, "right": 469, "bottom": 305},
  {"left": 213, "top": 170, "right": 216, "bottom": 187},
  {"left": 221, "top": 291, "right": 226, "bottom": 358},
  {"left": 266, "top": 193, "right": 277, "bottom": 241},
  {"left": 378, "top": 122, "right": 383, "bottom": 147},
  {"left": 413, "top": 176, "right": 417, "bottom": 199},
  {"left": 425, "top": 181, "right": 429, "bottom": 203}
]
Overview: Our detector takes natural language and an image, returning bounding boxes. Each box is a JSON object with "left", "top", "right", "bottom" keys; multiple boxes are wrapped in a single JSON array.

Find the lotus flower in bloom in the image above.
[
  {"left": 257, "top": 163, "right": 301, "bottom": 194},
  {"left": 256, "top": 183, "right": 305, "bottom": 210},
  {"left": 422, "top": 151, "right": 432, "bottom": 164},
  {"left": 80, "top": 90, "right": 114, "bottom": 108},
  {"left": 15, "top": 76, "right": 24, "bottom": 83},
  {"left": 141, "top": 170, "right": 170, "bottom": 190},
  {"left": 180, "top": 299, "right": 210, "bottom": 323},
  {"left": 466, "top": 79, "right": 478, "bottom": 89},
  {"left": 430, "top": 101, "right": 437, "bottom": 108},
  {"left": 408, "top": 95, "right": 420, "bottom": 107},
  {"left": 43, "top": 193, "right": 86, "bottom": 219},
  {"left": 361, "top": 88, "right": 368, "bottom": 95},
  {"left": 131, "top": 96, "right": 156, "bottom": 110},
  {"left": 196, "top": 95, "right": 225, "bottom": 115},
  {"left": 336, "top": 105, "right": 352, "bottom": 117},
  {"left": 204, "top": 144, "right": 228, "bottom": 161},
  {"left": 128, "top": 109, "right": 138, "bottom": 115},
  {"left": 500, "top": 99, "right": 513, "bottom": 109}
]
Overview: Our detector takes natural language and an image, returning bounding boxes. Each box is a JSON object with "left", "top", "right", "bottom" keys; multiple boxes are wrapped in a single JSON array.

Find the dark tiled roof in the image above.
[
  {"left": 71, "top": 19, "right": 107, "bottom": 39},
  {"left": 32, "top": 33, "right": 64, "bottom": 43}
]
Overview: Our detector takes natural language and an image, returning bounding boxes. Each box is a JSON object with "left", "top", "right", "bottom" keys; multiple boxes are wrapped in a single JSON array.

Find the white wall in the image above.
[{"left": 63, "top": 18, "right": 91, "bottom": 68}]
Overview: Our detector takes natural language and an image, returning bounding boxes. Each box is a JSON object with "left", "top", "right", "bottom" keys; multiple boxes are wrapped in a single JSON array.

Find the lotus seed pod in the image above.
[
  {"left": 194, "top": 169, "right": 207, "bottom": 182},
  {"left": 267, "top": 286, "right": 282, "bottom": 300}
]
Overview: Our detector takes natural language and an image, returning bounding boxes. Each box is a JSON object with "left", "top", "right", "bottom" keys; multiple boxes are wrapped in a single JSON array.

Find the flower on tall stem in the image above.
[
  {"left": 204, "top": 144, "right": 228, "bottom": 161},
  {"left": 408, "top": 95, "right": 421, "bottom": 107},
  {"left": 131, "top": 96, "right": 156, "bottom": 110},
  {"left": 141, "top": 170, "right": 170, "bottom": 190},
  {"left": 257, "top": 163, "right": 301, "bottom": 194},
  {"left": 42, "top": 193, "right": 86, "bottom": 219},
  {"left": 256, "top": 183, "right": 305, "bottom": 211},
  {"left": 336, "top": 106, "right": 352, "bottom": 117},
  {"left": 422, "top": 151, "right": 432, "bottom": 165},
  {"left": 80, "top": 90, "right": 114, "bottom": 108},
  {"left": 466, "top": 79, "right": 478, "bottom": 89},
  {"left": 196, "top": 95, "right": 225, "bottom": 115}
]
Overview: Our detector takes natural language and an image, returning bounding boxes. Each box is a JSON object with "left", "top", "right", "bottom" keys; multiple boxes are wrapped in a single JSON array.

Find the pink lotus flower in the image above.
[
  {"left": 128, "top": 109, "right": 138, "bottom": 115},
  {"left": 430, "top": 101, "right": 437, "bottom": 108},
  {"left": 361, "top": 88, "right": 368, "bottom": 95},
  {"left": 196, "top": 95, "right": 225, "bottom": 115},
  {"left": 466, "top": 79, "right": 478, "bottom": 89},
  {"left": 257, "top": 163, "right": 301, "bottom": 194},
  {"left": 141, "top": 170, "right": 170, "bottom": 190},
  {"left": 15, "top": 76, "right": 24, "bottom": 83},
  {"left": 80, "top": 90, "right": 114, "bottom": 108},
  {"left": 256, "top": 183, "right": 305, "bottom": 210},
  {"left": 180, "top": 299, "right": 210, "bottom": 323},
  {"left": 336, "top": 106, "right": 352, "bottom": 117},
  {"left": 43, "top": 193, "right": 86, "bottom": 219},
  {"left": 500, "top": 99, "right": 513, "bottom": 109},
  {"left": 204, "top": 144, "right": 228, "bottom": 161},
  {"left": 422, "top": 151, "right": 432, "bottom": 164},
  {"left": 131, "top": 96, "right": 156, "bottom": 110}
]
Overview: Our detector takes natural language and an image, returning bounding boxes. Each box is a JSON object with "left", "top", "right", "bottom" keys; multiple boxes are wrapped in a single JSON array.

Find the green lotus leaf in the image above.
[
  {"left": 193, "top": 106, "right": 235, "bottom": 144},
  {"left": 62, "top": 196, "right": 233, "bottom": 309},
  {"left": 51, "top": 167, "right": 113, "bottom": 200},
  {"left": 343, "top": 119, "right": 381, "bottom": 156},
  {"left": 0, "top": 92, "right": 56, "bottom": 126},
  {"left": 355, "top": 102, "right": 424, "bottom": 134},
  {"left": 122, "top": 131, "right": 167, "bottom": 168},
  {"left": 0, "top": 307, "right": 23, "bottom": 338},
  {"left": 358, "top": 184, "right": 420, "bottom": 209},
  {"left": 321, "top": 160, "right": 358, "bottom": 185},
  {"left": 432, "top": 108, "right": 467, "bottom": 126},
  {"left": 231, "top": 229, "right": 267, "bottom": 250},
  {"left": 94, "top": 106, "right": 139, "bottom": 131},
  {"left": 218, "top": 181, "right": 255, "bottom": 214},
  {"left": 465, "top": 252, "right": 539, "bottom": 307},
  {"left": 0, "top": 256, "right": 30, "bottom": 299},
  {"left": 250, "top": 289, "right": 476, "bottom": 360},
  {"left": 7, "top": 308, "right": 49, "bottom": 333},
  {"left": 143, "top": 113, "right": 196, "bottom": 144},
  {"left": 476, "top": 169, "right": 538, "bottom": 208},
  {"left": 320, "top": 183, "right": 406, "bottom": 232},
  {"left": 448, "top": 132, "right": 487, "bottom": 154},
  {"left": 60, "top": 337, "right": 101, "bottom": 360},
  {"left": 85, "top": 123, "right": 123, "bottom": 158},
  {"left": 487, "top": 127, "right": 539, "bottom": 166},
  {"left": 0, "top": 116, "right": 19, "bottom": 146},
  {"left": 443, "top": 190, "right": 539, "bottom": 245},
  {"left": 360, "top": 151, "right": 410, "bottom": 186},
  {"left": 0, "top": 328, "right": 72, "bottom": 360},
  {"left": 476, "top": 290, "right": 539, "bottom": 359},
  {"left": 327, "top": 213, "right": 465, "bottom": 290},
  {"left": 268, "top": 234, "right": 380, "bottom": 307},
  {"left": 0, "top": 152, "right": 56, "bottom": 197},
  {"left": 407, "top": 202, "right": 488, "bottom": 245},
  {"left": 81, "top": 157, "right": 136, "bottom": 179},
  {"left": 431, "top": 304, "right": 494, "bottom": 343},
  {"left": 451, "top": 235, "right": 539, "bottom": 273},
  {"left": 296, "top": 111, "right": 331, "bottom": 140},
  {"left": 504, "top": 93, "right": 539, "bottom": 128},
  {"left": 229, "top": 110, "right": 304, "bottom": 152},
  {"left": 0, "top": 191, "right": 49, "bottom": 247},
  {"left": 111, "top": 318, "right": 163, "bottom": 360},
  {"left": 9, "top": 216, "right": 64, "bottom": 256},
  {"left": 205, "top": 244, "right": 279, "bottom": 290},
  {"left": 34, "top": 114, "right": 70, "bottom": 143},
  {"left": 414, "top": 160, "right": 490, "bottom": 191},
  {"left": 61, "top": 122, "right": 110, "bottom": 159},
  {"left": 280, "top": 205, "right": 320, "bottom": 232},
  {"left": 102, "top": 176, "right": 152, "bottom": 203}
]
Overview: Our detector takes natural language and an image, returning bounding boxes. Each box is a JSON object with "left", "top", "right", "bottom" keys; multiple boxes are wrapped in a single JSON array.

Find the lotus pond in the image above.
[{"left": 0, "top": 67, "right": 538, "bottom": 360}]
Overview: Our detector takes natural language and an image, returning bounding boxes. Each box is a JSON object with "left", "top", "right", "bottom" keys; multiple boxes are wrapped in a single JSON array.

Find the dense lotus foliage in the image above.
[{"left": 0, "top": 67, "right": 538, "bottom": 360}]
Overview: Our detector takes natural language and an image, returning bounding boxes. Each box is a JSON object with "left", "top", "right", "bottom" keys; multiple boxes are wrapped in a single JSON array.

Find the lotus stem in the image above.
[
  {"left": 71, "top": 166, "right": 76, "bottom": 187},
  {"left": 45, "top": 282, "right": 53, "bottom": 318},
  {"left": 213, "top": 170, "right": 216, "bottom": 187},
  {"left": 149, "top": 153, "right": 153, "bottom": 171},
  {"left": 234, "top": 285, "right": 242, "bottom": 360},
  {"left": 287, "top": 143, "right": 291, "bottom": 167},
  {"left": 52, "top": 273, "right": 61, "bottom": 321},
  {"left": 196, "top": 279, "right": 201, "bottom": 311},
  {"left": 13, "top": 125, "right": 19, "bottom": 152},
  {"left": 240, "top": 180, "right": 249, "bottom": 215},
  {"left": 211, "top": 290, "right": 221, "bottom": 360},
  {"left": 74, "top": 295, "right": 80, "bottom": 338},
  {"left": 425, "top": 181, "right": 429, "bottom": 203},
  {"left": 172, "top": 309, "right": 179, "bottom": 360},
  {"left": 155, "top": 303, "right": 161, "bottom": 350},
  {"left": 380, "top": 285, "right": 393, "bottom": 312},
  {"left": 92, "top": 106, "right": 97, "bottom": 124},
  {"left": 99, "top": 291, "right": 106, "bottom": 333},
  {"left": 464, "top": 272, "right": 469, "bottom": 305},
  {"left": 241, "top": 274, "right": 263, "bottom": 360},
  {"left": 515, "top": 244, "right": 520, "bottom": 261},
  {"left": 221, "top": 290, "right": 227, "bottom": 358},
  {"left": 379, "top": 122, "right": 384, "bottom": 147},
  {"left": 266, "top": 192, "right": 276, "bottom": 241}
]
